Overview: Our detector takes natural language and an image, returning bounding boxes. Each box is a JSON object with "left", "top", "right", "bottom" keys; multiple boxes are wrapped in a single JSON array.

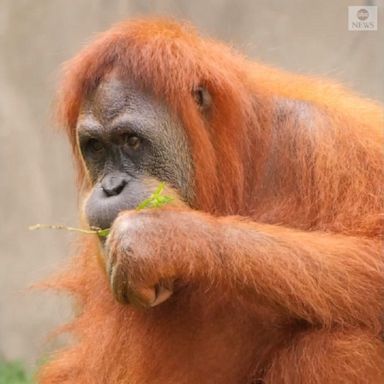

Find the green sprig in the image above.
[
  {"left": 29, "top": 182, "right": 174, "bottom": 238},
  {"left": 135, "top": 182, "right": 174, "bottom": 210}
]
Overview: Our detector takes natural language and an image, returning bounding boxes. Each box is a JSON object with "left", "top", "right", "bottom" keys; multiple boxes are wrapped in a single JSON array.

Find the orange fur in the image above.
[{"left": 38, "top": 19, "right": 384, "bottom": 383}]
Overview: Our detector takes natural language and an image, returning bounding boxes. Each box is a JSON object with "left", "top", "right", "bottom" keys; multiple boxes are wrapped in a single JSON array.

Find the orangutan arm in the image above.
[
  {"left": 106, "top": 209, "right": 384, "bottom": 330},
  {"left": 212, "top": 215, "right": 383, "bottom": 329}
]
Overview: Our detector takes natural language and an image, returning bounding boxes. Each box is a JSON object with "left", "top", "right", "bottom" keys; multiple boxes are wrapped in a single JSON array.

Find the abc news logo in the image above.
[{"left": 348, "top": 6, "right": 378, "bottom": 31}]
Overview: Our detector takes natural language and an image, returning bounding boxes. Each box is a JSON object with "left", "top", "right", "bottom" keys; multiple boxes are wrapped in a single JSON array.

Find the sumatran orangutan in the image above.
[{"left": 38, "top": 19, "right": 384, "bottom": 384}]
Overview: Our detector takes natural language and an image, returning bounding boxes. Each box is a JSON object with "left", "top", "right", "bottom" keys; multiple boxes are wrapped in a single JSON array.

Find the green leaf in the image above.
[
  {"left": 135, "top": 182, "right": 173, "bottom": 211},
  {"left": 153, "top": 182, "right": 165, "bottom": 195},
  {"left": 136, "top": 197, "right": 154, "bottom": 210},
  {"left": 96, "top": 228, "right": 110, "bottom": 238}
]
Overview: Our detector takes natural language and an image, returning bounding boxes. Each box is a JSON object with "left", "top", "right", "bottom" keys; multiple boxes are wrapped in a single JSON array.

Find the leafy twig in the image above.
[
  {"left": 29, "top": 182, "right": 174, "bottom": 238},
  {"left": 135, "top": 182, "right": 174, "bottom": 210}
]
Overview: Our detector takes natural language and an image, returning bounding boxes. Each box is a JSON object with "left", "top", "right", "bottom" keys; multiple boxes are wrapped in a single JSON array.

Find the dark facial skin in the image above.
[{"left": 77, "top": 74, "right": 194, "bottom": 230}]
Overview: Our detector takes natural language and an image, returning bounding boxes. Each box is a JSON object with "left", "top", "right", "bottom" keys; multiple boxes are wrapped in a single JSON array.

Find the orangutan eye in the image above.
[
  {"left": 192, "top": 86, "right": 212, "bottom": 110},
  {"left": 86, "top": 139, "right": 104, "bottom": 154},
  {"left": 123, "top": 134, "right": 141, "bottom": 150}
]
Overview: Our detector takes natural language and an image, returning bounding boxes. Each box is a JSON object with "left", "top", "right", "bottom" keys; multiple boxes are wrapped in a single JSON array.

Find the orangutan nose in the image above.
[{"left": 101, "top": 172, "right": 128, "bottom": 197}]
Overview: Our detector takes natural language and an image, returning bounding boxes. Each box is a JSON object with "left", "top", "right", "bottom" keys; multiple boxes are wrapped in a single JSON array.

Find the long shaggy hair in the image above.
[{"left": 38, "top": 19, "right": 384, "bottom": 383}]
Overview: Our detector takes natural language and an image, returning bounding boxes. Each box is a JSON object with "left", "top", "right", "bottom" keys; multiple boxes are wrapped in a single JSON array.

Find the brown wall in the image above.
[{"left": 0, "top": 0, "right": 383, "bottom": 368}]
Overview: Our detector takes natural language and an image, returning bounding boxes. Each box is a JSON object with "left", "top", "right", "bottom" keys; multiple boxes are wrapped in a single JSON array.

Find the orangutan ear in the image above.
[{"left": 192, "top": 86, "right": 212, "bottom": 112}]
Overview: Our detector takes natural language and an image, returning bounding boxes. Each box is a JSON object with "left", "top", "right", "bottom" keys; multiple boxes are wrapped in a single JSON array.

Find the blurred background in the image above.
[{"left": 0, "top": 0, "right": 383, "bottom": 377}]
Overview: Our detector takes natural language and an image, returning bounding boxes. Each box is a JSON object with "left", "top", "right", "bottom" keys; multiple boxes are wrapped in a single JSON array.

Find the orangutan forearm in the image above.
[{"left": 177, "top": 213, "right": 384, "bottom": 329}]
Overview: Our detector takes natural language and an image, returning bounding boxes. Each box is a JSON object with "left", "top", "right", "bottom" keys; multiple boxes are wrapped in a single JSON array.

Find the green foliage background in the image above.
[{"left": 0, "top": 361, "right": 32, "bottom": 384}]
